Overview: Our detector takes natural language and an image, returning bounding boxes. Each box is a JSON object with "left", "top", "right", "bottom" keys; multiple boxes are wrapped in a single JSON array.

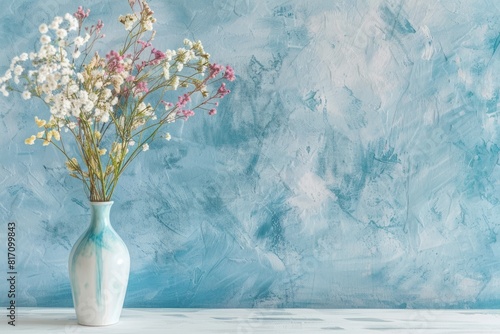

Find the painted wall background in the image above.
[{"left": 1, "top": 0, "right": 500, "bottom": 308}]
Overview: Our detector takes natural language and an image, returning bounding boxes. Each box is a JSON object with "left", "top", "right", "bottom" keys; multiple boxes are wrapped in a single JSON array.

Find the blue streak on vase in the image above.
[{"left": 69, "top": 203, "right": 114, "bottom": 308}]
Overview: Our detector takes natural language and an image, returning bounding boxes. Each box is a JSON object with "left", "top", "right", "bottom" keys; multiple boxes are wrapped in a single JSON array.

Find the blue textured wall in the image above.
[{"left": 1, "top": 0, "right": 500, "bottom": 308}]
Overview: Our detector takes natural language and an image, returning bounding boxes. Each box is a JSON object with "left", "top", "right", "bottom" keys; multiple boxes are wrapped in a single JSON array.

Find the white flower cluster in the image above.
[
  {"left": 118, "top": 14, "right": 137, "bottom": 31},
  {"left": 0, "top": 12, "right": 124, "bottom": 127}
]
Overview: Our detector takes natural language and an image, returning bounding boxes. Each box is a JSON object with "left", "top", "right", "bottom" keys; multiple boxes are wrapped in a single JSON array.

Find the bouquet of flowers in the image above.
[{"left": 0, "top": 0, "right": 234, "bottom": 201}]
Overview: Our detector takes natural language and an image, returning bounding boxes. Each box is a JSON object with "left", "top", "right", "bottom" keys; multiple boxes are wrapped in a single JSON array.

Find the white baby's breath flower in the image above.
[
  {"left": 39, "top": 24, "right": 49, "bottom": 34},
  {"left": 171, "top": 76, "right": 179, "bottom": 90},
  {"left": 36, "top": 131, "right": 44, "bottom": 139},
  {"left": 165, "top": 49, "right": 176, "bottom": 62},
  {"left": 51, "top": 129, "right": 61, "bottom": 141},
  {"left": 24, "top": 135, "right": 36, "bottom": 145},
  {"left": 142, "top": 143, "right": 149, "bottom": 151},
  {"left": 103, "top": 88, "right": 112, "bottom": 100},
  {"left": 60, "top": 75, "right": 70, "bottom": 85},
  {"left": 21, "top": 91, "right": 31, "bottom": 100},
  {"left": 176, "top": 63, "right": 184, "bottom": 72},
  {"left": 14, "top": 65, "right": 23, "bottom": 76},
  {"left": 49, "top": 16, "right": 63, "bottom": 30},
  {"left": 142, "top": 19, "right": 153, "bottom": 31},
  {"left": 119, "top": 14, "right": 137, "bottom": 31},
  {"left": 101, "top": 112, "right": 109, "bottom": 123},
  {"left": 73, "top": 36, "right": 85, "bottom": 47},
  {"left": 1, "top": 85, "right": 10, "bottom": 97},
  {"left": 128, "top": 140, "right": 135, "bottom": 146},
  {"left": 72, "top": 50, "right": 81, "bottom": 59},
  {"left": 40, "top": 35, "right": 51, "bottom": 45},
  {"left": 65, "top": 13, "right": 79, "bottom": 31},
  {"left": 68, "top": 84, "right": 78, "bottom": 94},
  {"left": 165, "top": 133, "right": 171, "bottom": 141},
  {"left": 56, "top": 28, "right": 68, "bottom": 39},
  {"left": 163, "top": 62, "right": 170, "bottom": 80},
  {"left": 19, "top": 53, "right": 28, "bottom": 61}
]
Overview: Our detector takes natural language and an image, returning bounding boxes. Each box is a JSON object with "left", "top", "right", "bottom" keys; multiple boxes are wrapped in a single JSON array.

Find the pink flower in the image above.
[
  {"left": 208, "top": 108, "right": 217, "bottom": 116},
  {"left": 149, "top": 48, "right": 166, "bottom": 65},
  {"left": 176, "top": 93, "right": 191, "bottom": 108},
  {"left": 96, "top": 19, "right": 104, "bottom": 31},
  {"left": 74, "top": 6, "right": 90, "bottom": 21},
  {"left": 137, "top": 40, "right": 152, "bottom": 49},
  {"left": 136, "top": 60, "right": 148, "bottom": 72},
  {"left": 208, "top": 63, "right": 224, "bottom": 79},
  {"left": 177, "top": 109, "right": 195, "bottom": 120},
  {"left": 224, "top": 65, "right": 235, "bottom": 81},
  {"left": 217, "top": 83, "right": 231, "bottom": 97},
  {"left": 134, "top": 81, "right": 148, "bottom": 95},
  {"left": 106, "top": 50, "right": 125, "bottom": 73},
  {"left": 126, "top": 75, "right": 135, "bottom": 82}
]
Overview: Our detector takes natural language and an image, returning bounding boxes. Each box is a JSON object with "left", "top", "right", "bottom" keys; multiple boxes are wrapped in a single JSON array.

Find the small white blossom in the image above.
[
  {"left": 142, "top": 143, "right": 149, "bottom": 151},
  {"left": 165, "top": 49, "right": 176, "bottom": 62},
  {"left": 21, "top": 91, "right": 31, "bottom": 100},
  {"left": 119, "top": 14, "right": 137, "bottom": 31},
  {"left": 50, "top": 16, "right": 63, "bottom": 30},
  {"left": 56, "top": 29, "right": 68, "bottom": 39},
  {"left": 0, "top": 85, "right": 9, "bottom": 97},
  {"left": 165, "top": 133, "right": 171, "bottom": 141},
  {"left": 163, "top": 62, "right": 170, "bottom": 80},
  {"left": 142, "top": 19, "right": 153, "bottom": 31},
  {"left": 68, "top": 84, "right": 78, "bottom": 94},
  {"left": 24, "top": 135, "right": 36, "bottom": 145},
  {"left": 171, "top": 76, "right": 179, "bottom": 90},
  {"left": 40, "top": 35, "right": 51, "bottom": 45},
  {"left": 73, "top": 36, "right": 85, "bottom": 47},
  {"left": 14, "top": 65, "right": 23, "bottom": 76},
  {"left": 128, "top": 140, "right": 135, "bottom": 146},
  {"left": 39, "top": 24, "right": 49, "bottom": 34},
  {"left": 101, "top": 112, "right": 110, "bottom": 123},
  {"left": 65, "top": 13, "right": 79, "bottom": 31}
]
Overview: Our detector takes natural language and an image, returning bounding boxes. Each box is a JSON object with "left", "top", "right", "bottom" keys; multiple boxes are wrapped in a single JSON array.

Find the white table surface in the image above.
[{"left": 1, "top": 308, "right": 499, "bottom": 333}]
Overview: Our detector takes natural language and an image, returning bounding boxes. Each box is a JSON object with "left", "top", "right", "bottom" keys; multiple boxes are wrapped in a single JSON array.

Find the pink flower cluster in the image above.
[
  {"left": 177, "top": 109, "right": 195, "bottom": 120},
  {"left": 134, "top": 81, "right": 148, "bottom": 95},
  {"left": 150, "top": 48, "right": 166, "bottom": 65},
  {"left": 217, "top": 83, "right": 231, "bottom": 97},
  {"left": 106, "top": 50, "right": 126, "bottom": 73},
  {"left": 74, "top": 6, "right": 90, "bottom": 21},
  {"left": 224, "top": 65, "right": 235, "bottom": 81},
  {"left": 208, "top": 64, "right": 235, "bottom": 82},
  {"left": 176, "top": 93, "right": 191, "bottom": 108}
]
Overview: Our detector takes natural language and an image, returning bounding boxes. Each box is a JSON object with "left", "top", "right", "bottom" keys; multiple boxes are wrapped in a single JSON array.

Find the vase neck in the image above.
[{"left": 89, "top": 201, "right": 114, "bottom": 233}]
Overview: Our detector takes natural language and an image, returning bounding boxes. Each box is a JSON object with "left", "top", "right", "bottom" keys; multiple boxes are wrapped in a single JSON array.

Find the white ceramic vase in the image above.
[{"left": 68, "top": 201, "right": 130, "bottom": 326}]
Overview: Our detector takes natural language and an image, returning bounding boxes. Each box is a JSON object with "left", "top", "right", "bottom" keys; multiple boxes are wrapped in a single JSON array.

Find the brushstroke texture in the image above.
[{"left": 0, "top": 0, "right": 499, "bottom": 308}]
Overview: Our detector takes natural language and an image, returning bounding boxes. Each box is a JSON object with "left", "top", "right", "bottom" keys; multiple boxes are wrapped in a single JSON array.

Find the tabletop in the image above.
[{"left": 1, "top": 308, "right": 499, "bottom": 333}]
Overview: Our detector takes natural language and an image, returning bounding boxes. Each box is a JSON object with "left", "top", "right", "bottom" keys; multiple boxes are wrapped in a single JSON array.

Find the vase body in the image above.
[{"left": 68, "top": 201, "right": 130, "bottom": 326}]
